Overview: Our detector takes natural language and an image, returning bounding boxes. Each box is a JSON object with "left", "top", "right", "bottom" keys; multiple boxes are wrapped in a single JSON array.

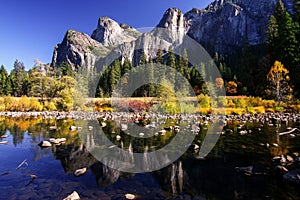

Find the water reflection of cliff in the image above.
[
  {"left": 52, "top": 142, "right": 135, "bottom": 187},
  {"left": 2, "top": 117, "right": 300, "bottom": 199}
]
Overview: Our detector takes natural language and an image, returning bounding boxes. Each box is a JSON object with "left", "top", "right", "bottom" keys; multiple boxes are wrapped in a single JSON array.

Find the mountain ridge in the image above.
[{"left": 51, "top": 0, "right": 294, "bottom": 69}]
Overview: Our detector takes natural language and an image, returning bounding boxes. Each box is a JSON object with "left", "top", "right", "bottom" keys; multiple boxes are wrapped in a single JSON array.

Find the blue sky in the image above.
[{"left": 0, "top": 0, "right": 212, "bottom": 71}]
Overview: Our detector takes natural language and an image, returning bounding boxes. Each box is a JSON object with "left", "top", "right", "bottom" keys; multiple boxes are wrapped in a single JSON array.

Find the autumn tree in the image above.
[
  {"left": 226, "top": 81, "right": 237, "bottom": 95},
  {"left": 215, "top": 77, "right": 224, "bottom": 91},
  {"left": 266, "top": 60, "right": 292, "bottom": 102}
]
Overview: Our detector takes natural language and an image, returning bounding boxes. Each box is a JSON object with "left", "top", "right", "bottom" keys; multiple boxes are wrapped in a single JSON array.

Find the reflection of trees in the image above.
[
  {"left": 30, "top": 144, "right": 52, "bottom": 161},
  {"left": 265, "top": 124, "right": 290, "bottom": 157},
  {"left": 0, "top": 117, "right": 79, "bottom": 146},
  {"left": 1, "top": 115, "right": 299, "bottom": 199},
  {"left": 10, "top": 126, "right": 25, "bottom": 146}
]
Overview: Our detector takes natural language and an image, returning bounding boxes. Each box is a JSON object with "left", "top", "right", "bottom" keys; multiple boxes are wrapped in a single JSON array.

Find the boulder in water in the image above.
[
  {"left": 38, "top": 141, "right": 52, "bottom": 148},
  {"left": 74, "top": 168, "right": 87, "bottom": 177},
  {"left": 63, "top": 191, "right": 80, "bottom": 200}
]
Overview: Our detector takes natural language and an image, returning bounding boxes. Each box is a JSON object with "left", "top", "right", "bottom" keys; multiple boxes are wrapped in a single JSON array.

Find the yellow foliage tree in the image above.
[
  {"left": 215, "top": 77, "right": 224, "bottom": 90},
  {"left": 267, "top": 61, "right": 291, "bottom": 102}
]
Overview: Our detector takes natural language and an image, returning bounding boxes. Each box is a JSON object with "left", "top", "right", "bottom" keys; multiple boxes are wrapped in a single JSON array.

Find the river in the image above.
[{"left": 0, "top": 114, "right": 299, "bottom": 199}]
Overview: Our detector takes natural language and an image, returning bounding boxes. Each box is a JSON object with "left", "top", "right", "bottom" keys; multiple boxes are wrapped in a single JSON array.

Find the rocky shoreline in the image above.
[{"left": 0, "top": 111, "right": 299, "bottom": 124}]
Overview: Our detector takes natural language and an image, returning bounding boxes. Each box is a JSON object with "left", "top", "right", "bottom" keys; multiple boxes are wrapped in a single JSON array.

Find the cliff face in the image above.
[
  {"left": 52, "top": 17, "right": 141, "bottom": 69},
  {"left": 185, "top": 0, "right": 278, "bottom": 54},
  {"left": 51, "top": 29, "right": 109, "bottom": 70},
  {"left": 91, "top": 17, "right": 141, "bottom": 47},
  {"left": 51, "top": 0, "right": 294, "bottom": 69}
]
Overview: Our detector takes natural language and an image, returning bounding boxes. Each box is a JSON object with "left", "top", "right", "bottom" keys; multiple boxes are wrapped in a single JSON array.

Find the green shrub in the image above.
[
  {"left": 179, "top": 102, "right": 197, "bottom": 114},
  {"left": 275, "top": 106, "right": 284, "bottom": 112},
  {"left": 217, "top": 96, "right": 227, "bottom": 107},
  {"left": 198, "top": 94, "right": 211, "bottom": 108}
]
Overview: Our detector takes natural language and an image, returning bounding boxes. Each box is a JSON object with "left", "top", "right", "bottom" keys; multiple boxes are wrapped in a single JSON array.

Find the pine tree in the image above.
[
  {"left": 266, "top": 15, "right": 279, "bottom": 56},
  {"left": 140, "top": 51, "right": 147, "bottom": 65},
  {"left": 109, "top": 60, "right": 121, "bottom": 94},
  {"left": 0, "top": 65, "right": 11, "bottom": 95},
  {"left": 167, "top": 49, "right": 176, "bottom": 86},
  {"left": 156, "top": 49, "right": 166, "bottom": 81},
  {"left": 294, "top": 0, "right": 300, "bottom": 22},
  {"left": 147, "top": 57, "right": 155, "bottom": 97},
  {"left": 60, "top": 62, "right": 74, "bottom": 77},
  {"left": 156, "top": 49, "right": 164, "bottom": 64},
  {"left": 122, "top": 57, "right": 132, "bottom": 75},
  {"left": 10, "top": 60, "right": 27, "bottom": 97}
]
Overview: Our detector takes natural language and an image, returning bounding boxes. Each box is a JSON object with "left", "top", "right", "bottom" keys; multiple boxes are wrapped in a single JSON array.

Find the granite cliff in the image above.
[{"left": 51, "top": 0, "right": 294, "bottom": 69}]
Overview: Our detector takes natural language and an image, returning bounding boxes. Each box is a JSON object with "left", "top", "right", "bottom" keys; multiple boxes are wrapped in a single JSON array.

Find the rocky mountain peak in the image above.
[
  {"left": 157, "top": 8, "right": 186, "bottom": 32},
  {"left": 91, "top": 16, "right": 140, "bottom": 47},
  {"left": 52, "top": 29, "right": 108, "bottom": 70},
  {"left": 64, "top": 29, "right": 100, "bottom": 47},
  {"left": 205, "top": 0, "right": 227, "bottom": 12},
  {"left": 51, "top": 0, "right": 295, "bottom": 70}
]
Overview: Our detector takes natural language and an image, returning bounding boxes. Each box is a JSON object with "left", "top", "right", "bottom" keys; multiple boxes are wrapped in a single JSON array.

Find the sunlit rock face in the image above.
[
  {"left": 91, "top": 17, "right": 141, "bottom": 47},
  {"left": 158, "top": 8, "right": 185, "bottom": 31},
  {"left": 185, "top": 0, "right": 279, "bottom": 54},
  {"left": 51, "top": 0, "right": 295, "bottom": 69},
  {"left": 51, "top": 29, "right": 109, "bottom": 70}
]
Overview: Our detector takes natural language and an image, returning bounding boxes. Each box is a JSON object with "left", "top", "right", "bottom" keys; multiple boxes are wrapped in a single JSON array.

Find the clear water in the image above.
[{"left": 0, "top": 116, "right": 300, "bottom": 200}]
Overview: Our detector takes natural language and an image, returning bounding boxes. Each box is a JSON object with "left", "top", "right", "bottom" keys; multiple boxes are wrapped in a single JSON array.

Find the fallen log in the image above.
[
  {"left": 16, "top": 159, "right": 28, "bottom": 170},
  {"left": 279, "top": 128, "right": 300, "bottom": 136}
]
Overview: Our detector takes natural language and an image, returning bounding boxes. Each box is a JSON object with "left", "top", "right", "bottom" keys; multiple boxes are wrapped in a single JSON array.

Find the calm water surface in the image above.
[{"left": 0, "top": 116, "right": 300, "bottom": 200}]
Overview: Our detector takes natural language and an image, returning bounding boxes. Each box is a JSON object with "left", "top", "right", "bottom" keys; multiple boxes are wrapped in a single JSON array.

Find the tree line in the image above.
[{"left": 0, "top": 60, "right": 75, "bottom": 98}]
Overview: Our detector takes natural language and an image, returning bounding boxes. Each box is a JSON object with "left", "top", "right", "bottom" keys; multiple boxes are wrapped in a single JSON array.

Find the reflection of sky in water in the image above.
[{"left": 0, "top": 117, "right": 299, "bottom": 199}]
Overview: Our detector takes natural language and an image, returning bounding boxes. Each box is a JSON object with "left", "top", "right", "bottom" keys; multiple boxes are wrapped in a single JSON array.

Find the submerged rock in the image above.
[
  {"left": 63, "top": 191, "right": 80, "bottom": 200},
  {"left": 49, "top": 126, "right": 57, "bottom": 130},
  {"left": 116, "top": 135, "right": 121, "bottom": 141},
  {"left": 125, "top": 193, "right": 135, "bottom": 200},
  {"left": 283, "top": 168, "right": 300, "bottom": 184},
  {"left": 74, "top": 167, "right": 87, "bottom": 177},
  {"left": 38, "top": 141, "right": 52, "bottom": 148},
  {"left": 49, "top": 138, "right": 66, "bottom": 145},
  {"left": 0, "top": 141, "right": 8, "bottom": 144}
]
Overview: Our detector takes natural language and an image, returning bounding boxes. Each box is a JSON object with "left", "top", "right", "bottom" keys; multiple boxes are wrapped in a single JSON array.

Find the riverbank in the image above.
[{"left": 0, "top": 111, "right": 299, "bottom": 126}]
